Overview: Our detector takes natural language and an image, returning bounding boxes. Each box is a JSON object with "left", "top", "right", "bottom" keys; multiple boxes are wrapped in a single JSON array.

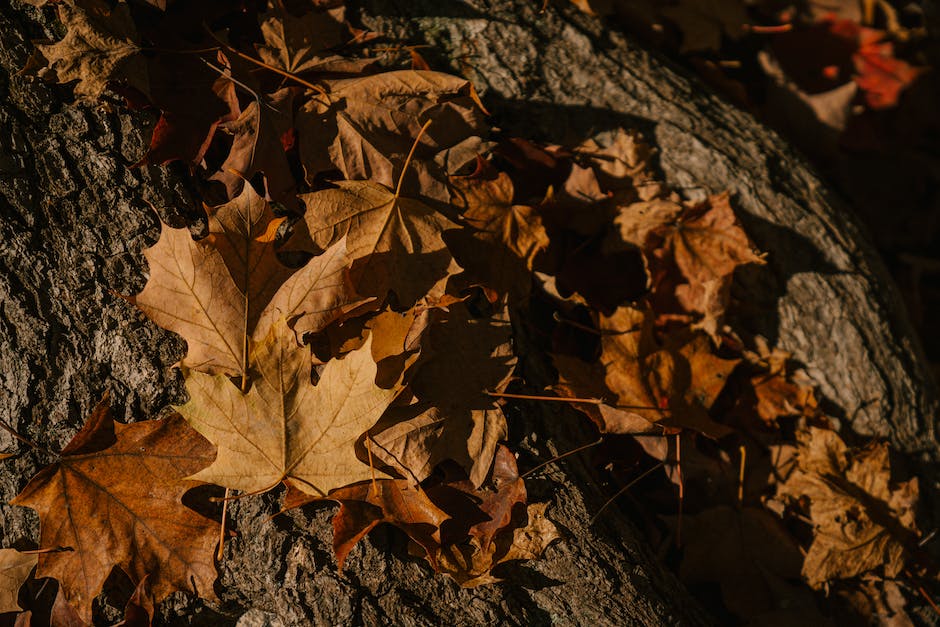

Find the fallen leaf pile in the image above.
[{"left": 1, "top": 0, "right": 932, "bottom": 623}]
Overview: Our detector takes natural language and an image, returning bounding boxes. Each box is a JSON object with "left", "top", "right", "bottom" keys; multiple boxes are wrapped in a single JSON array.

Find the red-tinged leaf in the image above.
[{"left": 328, "top": 480, "right": 449, "bottom": 569}]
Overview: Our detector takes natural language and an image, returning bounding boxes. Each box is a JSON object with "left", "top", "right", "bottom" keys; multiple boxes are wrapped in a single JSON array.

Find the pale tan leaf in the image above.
[
  {"left": 0, "top": 549, "right": 36, "bottom": 614},
  {"left": 178, "top": 320, "right": 403, "bottom": 496}
]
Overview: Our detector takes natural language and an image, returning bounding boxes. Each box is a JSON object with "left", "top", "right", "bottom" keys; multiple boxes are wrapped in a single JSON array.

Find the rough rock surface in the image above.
[{"left": 0, "top": 0, "right": 936, "bottom": 625}]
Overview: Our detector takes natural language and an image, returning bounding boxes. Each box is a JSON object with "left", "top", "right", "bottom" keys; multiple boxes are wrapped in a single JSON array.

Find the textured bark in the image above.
[{"left": 0, "top": 0, "right": 936, "bottom": 625}]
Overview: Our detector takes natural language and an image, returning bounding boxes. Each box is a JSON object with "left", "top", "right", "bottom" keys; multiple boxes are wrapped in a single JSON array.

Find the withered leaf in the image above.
[
  {"left": 0, "top": 550, "right": 36, "bottom": 614},
  {"left": 430, "top": 456, "right": 556, "bottom": 588},
  {"left": 329, "top": 480, "right": 449, "bottom": 569},
  {"left": 131, "top": 185, "right": 355, "bottom": 377},
  {"left": 672, "top": 505, "right": 804, "bottom": 619},
  {"left": 10, "top": 396, "right": 218, "bottom": 623},
  {"left": 775, "top": 427, "right": 919, "bottom": 588},
  {"left": 446, "top": 168, "right": 549, "bottom": 298},
  {"left": 37, "top": 0, "right": 148, "bottom": 100},
  {"left": 210, "top": 88, "right": 297, "bottom": 206},
  {"left": 294, "top": 180, "right": 460, "bottom": 307},
  {"left": 371, "top": 304, "right": 514, "bottom": 486},
  {"left": 554, "top": 307, "right": 733, "bottom": 438},
  {"left": 256, "top": 0, "right": 361, "bottom": 75},
  {"left": 576, "top": 129, "right": 660, "bottom": 196},
  {"left": 297, "top": 70, "right": 488, "bottom": 200},
  {"left": 657, "top": 193, "right": 764, "bottom": 288},
  {"left": 178, "top": 320, "right": 403, "bottom": 496}
]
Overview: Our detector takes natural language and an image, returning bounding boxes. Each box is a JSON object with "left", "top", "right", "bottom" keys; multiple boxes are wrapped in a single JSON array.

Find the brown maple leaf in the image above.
[
  {"left": 35, "top": 0, "right": 148, "bottom": 100},
  {"left": 10, "top": 395, "right": 218, "bottom": 623},
  {"left": 130, "top": 185, "right": 356, "bottom": 377},
  {"left": 554, "top": 306, "right": 734, "bottom": 438},
  {"left": 178, "top": 319, "right": 404, "bottom": 497},
  {"left": 576, "top": 128, "right": 661, "bottom": 197},
  {"left": 445, "top": 166, "right": 549, "bottom": 298},
  {"left": 328, "top": 480, "right": 450, "bottom": 569},
  {"left": 0, "top": 550, "right": 37, "bottom": 615},
  {"left": 292, "top": 180, "right": 461, "bottom": 307},
  {"left": 210, "top": 88, "right": 297, "bottom": 207},
  {"left": 296, "top": 70, "right": 488, "bottom": 201},
  {"left": 370, "top": 303, "right": 515, "bottom": 487},
  {"left": 425, "top": 449, "right": 558, "bottom": 586},
  {"left": 774, "top": 427, "right": 920, "bottom": 588},
  {"left": 671, "top": 505, "right": 805, "bottom": 619},
  {"left": 256, "top": 0, "right": 369, "bottom": 76}
]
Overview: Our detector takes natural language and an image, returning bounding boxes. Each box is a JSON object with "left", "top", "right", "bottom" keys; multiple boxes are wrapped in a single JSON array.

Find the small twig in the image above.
[
  {"left": 675, "top": 433, "right": 684, "bottom": 547},
  {"left": 552, "top": 312, "right": 601, "bottom": 335},
  {"left": 19, "top": 546, "right": 72, "bottom": 555},
  {"left": 737, "top": 445, "right": 746, "bottom": 505},
  {"left": 521, "top": 438, "right": 603, "bottom": 479},
  {"left": 590, "top": 463, "right": 664, "bottom": 525},
  {"left": 487, "top": 391, "right": 603, "bottom": 404},
  {"left": 486, "top": 390, "right": 671, "bottom": 414},
  {"left": 917, "top": 584, "right": 940, "bottom": 616},
  {"left": 744, "top": 24, "right": 793, "bottom": 34},
  {"left": 0, "top": 419, "right": 43, "bottom": 452},
  {"left": 366, "top": 436, "right": 379, "bottom": 498},
  {"left": 217, "top": 488, "right": 230, "bottom": 560}
]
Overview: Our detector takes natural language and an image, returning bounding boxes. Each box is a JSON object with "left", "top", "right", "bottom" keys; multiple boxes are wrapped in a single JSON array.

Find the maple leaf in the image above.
[
  {"left": 293, "top": 180, "right": 460, "bottom": 307},
  {"left": 370, "top": 303, "right": 515, "bottom": 486},
  {"left": 256, "top": 0, "right": 366, "bottom": 76},
  {"left": 425, "top": 449, "right": 557, "bottom": 586},
  {"left": 35, "top": 0, "right": 149, "bottom": 100},
  {"left": 0, "top": 550, "right": 36, "bottom": 614},
  {"left": 445, "top": 167, "right": 549, "bottom": 298},
  {"left": 130, "top": 184, "right": 355, "bottom": 377},
  {"left": 10, "top": 395, "right": 218, "bottom": 623},
  {"left": 576, "top": 128, "right": 661, "bottom": 197},
  {"left": 296, "top": 70, "right": 488, "bottom": 200},
  {"left": 611, "top": 193, "right": 762, "bottom": 334},
  {"left": 554, "top": 307, "right": 734, "bottom": 438},
  {"left": 655, "top": 193, "right": 764, "bottom": 287},
  {"left": 210, "top": 88, "right": 297, "bottom": 206},
  {"left": 774, "top": 427, "right": 920, "bottom": 588},
  {"left": 671, "top": 505, "right": 804, "bottom": 619},
  {"left": 177, "top": 319, "right": 403, "bottom": 496},
  {"left": 328, "top": 480, "right": 450, "bottom": 569}
]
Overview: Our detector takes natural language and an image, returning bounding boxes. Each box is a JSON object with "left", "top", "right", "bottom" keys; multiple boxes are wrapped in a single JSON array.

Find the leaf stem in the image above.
[
  {"left": 521, "top": 438, "right": 602, "bottom": 479},
  {"left": 217, "top": 488, "right": 230, "bottom": 560},
  {"left": 395, "top": 119, "right": 433, "bottom": 198},
  {"left": 590, "top": 462, "right": 664, "bottom": 525}
]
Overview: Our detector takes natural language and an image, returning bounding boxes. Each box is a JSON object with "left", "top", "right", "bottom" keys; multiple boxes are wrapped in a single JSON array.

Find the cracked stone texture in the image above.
[{"left": 0, "top": 0, "right": 937, "bottom": 625}]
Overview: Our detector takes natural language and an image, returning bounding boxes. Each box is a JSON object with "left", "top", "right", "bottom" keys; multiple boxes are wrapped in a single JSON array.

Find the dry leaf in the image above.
[
  {"left": 37, "top": 0, "right": 148, "bottom": 99},
  {"left": 256, "top": 1, "right": 351, "bottom": 75},
  {"left": 370, "top": 304, "right": 514, "bottom": 486},
  {"left": 329, "top": 480, "right": 449, "bottom": 569},
  {"left": 297, "top": 70, "right": 487, "bottom": 200},
  {"left": 131, "top": 185, "right": 355, "bottom": 377},
  {"left": 775, "top": 427, "right": 920, "bottom": 588},
  {"left": 294, "top": 180, "right": 460, "bottom": 307},
  {"left": 10, "top": 396, "right": 218, "bottom": 623},
  {"left": 446, "top": 168, "right": 549, "bottom": 298},
  {"left": 178, "top": 319, "right": 403, "bottom": 496},
  {"left": 210, "top": 88, "right": 297, "bottom": 206},
  {"left": 673, "top": 505, "right": 804, "bottom": 618},
  {"left": 0, "top": 550, "right": 36, "bottom": 614}
]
